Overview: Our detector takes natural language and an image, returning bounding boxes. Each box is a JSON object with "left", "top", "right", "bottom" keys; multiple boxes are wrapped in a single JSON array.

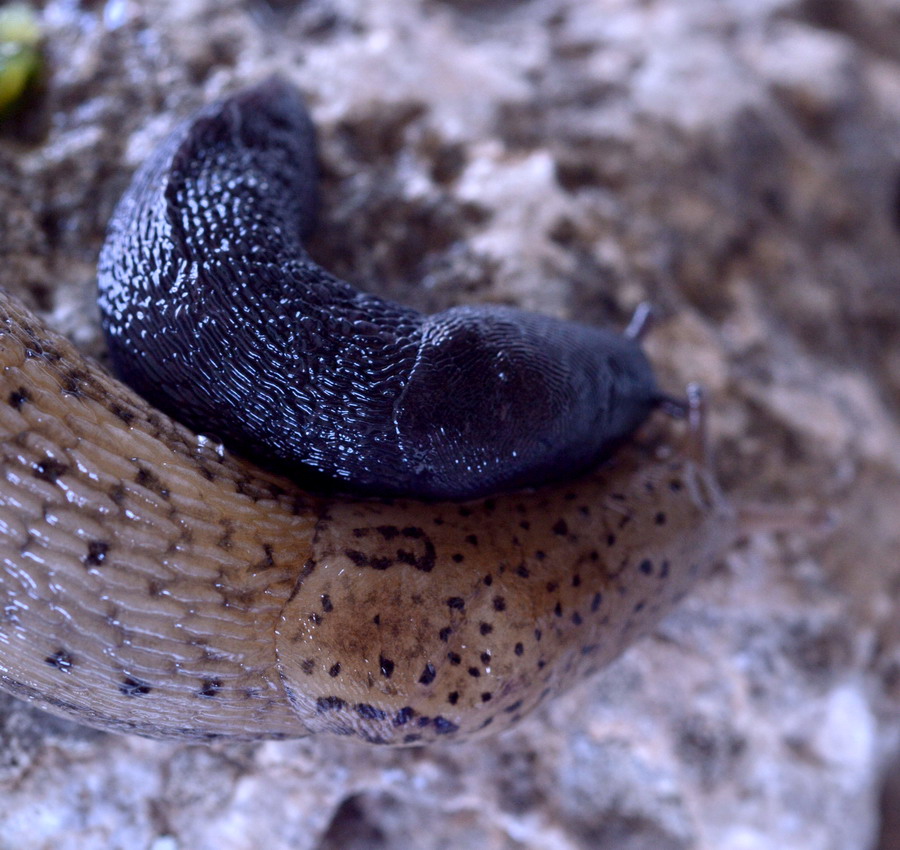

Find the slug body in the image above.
[
  {"left": 97, "top": 78, "right": 659, "bottom": 500},
  {"left": 0, "top": 80, "right": 737, "bottom": 745},
  {"left": 0, "top": 291, "right": 734, "bottom": 743}
]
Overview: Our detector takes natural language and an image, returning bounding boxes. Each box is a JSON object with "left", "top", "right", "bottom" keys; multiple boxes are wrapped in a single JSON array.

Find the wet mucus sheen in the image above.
[
  {"left": 279, "top": 455, "right": 733, "bottom": 743},
  {"left": 97, "top": 77, "right": 660, "bottom": 501},
  {"left": 0, "top": 290, "right": 735, "bottom": 744},
  {"left": 0, "top": 78, "right": 737, "bottom": 745}
]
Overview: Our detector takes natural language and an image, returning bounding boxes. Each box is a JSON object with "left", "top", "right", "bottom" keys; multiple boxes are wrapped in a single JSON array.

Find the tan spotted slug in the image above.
[{"left": 0, "top": 80, "right": 738, "bottom": 745}]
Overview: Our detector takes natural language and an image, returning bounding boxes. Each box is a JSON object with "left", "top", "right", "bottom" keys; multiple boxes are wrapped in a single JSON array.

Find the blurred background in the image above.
[{"left": 1, "top": 1, "right": 899, "bottom": 848}]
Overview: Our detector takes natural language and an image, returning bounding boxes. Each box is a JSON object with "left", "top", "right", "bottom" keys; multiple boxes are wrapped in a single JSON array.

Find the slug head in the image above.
[{"left": 394, "top": 305, "right": 660, "bottom": 500}]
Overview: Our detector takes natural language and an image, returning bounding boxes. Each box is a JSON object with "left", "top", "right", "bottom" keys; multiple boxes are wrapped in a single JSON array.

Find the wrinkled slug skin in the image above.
[
  {"left": 278, "top": 460, "right": 735, "bottom": 744},
  {"left": 0, "top": 291, "right": 313, "bottom": 739},
  {"left": 97, "top": 78, "right": 660, "bottom": 502},
  {"left": 0, "top": 289, "right": 736, "bottom": 744}
]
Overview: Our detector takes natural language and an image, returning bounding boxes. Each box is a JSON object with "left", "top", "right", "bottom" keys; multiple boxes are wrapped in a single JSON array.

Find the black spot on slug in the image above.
[
  {"left": 120, "top": 676, "right": 151, "bottom": 697},
  {"left": 255, "top": 544, "right": 277, "bottom": 572},
  {"left": 110, "top": 403, "right": 135, "bottom": 424},
  {"left": 45, "top": 649, "right": 73, "bottom": 672},
  {"left": 135, "top": 466, "right": 169, "bottom": 499},
  {"left": 343, "top": 549, "right": 368, "bottom": 567},
  {"left": 355, "top": 703, "right": 386, "bottom": 721},
  {"left": 84, "top": 540, "right": 109, "bottom": 567},
  {"left": 316, "top": 696, "right": 346, "bottom": 713},
  {"left": 418, "top": 662, "right": 436, "bottom": 685},
  {"left": 393, "top": 707, "right": 414, "bottom": 726},
  {"left": 8, "top": 387, "right": 29, "bottom": 408},
  {"left": 433, "top": 717, "right": 459, "bottom": 735},
  {"left": 361, "top": 732, "right": 389, "bottom": 745},
  {"left": 199, "top": 678, "right": 222, "bottom": 697},
  {"left": 61, "top": 370, "right": 87, "bottom": 397},
  {"left": 33, "top": 457, "right": 67, "bottom": 483}
]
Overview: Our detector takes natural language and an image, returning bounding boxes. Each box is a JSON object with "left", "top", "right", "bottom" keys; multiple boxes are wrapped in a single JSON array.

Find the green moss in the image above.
[{"left": 0, "top": 3, "right": 41, "bottom": 115}]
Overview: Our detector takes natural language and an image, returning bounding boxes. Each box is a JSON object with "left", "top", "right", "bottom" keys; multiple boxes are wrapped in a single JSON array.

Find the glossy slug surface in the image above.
[
  {"left": 0, "top": 289, "right": 736, "bottom": 744},
  {"left": 97, "top": 77, "right": 660, "bottom": 501}
]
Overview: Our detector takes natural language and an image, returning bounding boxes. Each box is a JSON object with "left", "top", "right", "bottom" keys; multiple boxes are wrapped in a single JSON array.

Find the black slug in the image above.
[{"left": 97, "top": 76, "right": 660, "bottom": 500}]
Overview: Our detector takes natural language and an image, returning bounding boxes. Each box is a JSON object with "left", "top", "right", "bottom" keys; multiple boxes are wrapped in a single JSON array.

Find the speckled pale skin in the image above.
[{"left": 0, "top": 289, "right": 737, "bottom": 745}]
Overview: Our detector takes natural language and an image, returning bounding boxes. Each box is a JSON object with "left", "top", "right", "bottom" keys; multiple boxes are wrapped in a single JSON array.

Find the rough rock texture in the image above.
[{"left": 1, "top": 0, "right": 899, "bottom": 848}]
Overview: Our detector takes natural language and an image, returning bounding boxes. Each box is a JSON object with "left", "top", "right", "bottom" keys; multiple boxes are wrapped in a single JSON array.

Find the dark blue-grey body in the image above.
[{"left": 98, "top": 78, "right": 659, "bottom": 500}]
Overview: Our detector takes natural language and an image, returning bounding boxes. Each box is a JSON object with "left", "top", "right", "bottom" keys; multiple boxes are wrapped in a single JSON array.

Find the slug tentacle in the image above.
[
  {"left": 98, "top": 77, "right": 659, "bottom": 500},
  {"left": 624, "top": 302, "right": 655, "bottom": 342}
]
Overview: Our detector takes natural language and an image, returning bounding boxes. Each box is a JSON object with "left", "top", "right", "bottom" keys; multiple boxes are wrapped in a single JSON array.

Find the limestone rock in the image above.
[{"left": 1, "top": 1, "right": 899, "bottom": 848}]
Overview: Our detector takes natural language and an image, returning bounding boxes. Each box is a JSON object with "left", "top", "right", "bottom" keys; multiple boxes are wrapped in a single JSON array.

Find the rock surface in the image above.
[{"left": 1, "top": 0, "right": 899, "bottom": 848}]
